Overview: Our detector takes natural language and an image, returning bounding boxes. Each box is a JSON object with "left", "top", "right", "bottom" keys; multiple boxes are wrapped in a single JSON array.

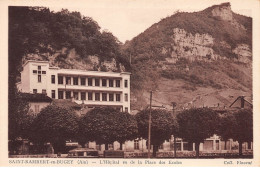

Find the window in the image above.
[
  {"left": 81, "top": 78, "right": 86, "bottom": 86},
  {"left": 116, "top": 94, "right": 120, "bottom": 102},
  {"left": 42, "top": 71, "right": 46, "bottom": 74},
  {"left": 134, "top": 140, "right": 139, "bottom": 150},
  {"left": 88, "top": 78, "right": 92, "bottom": 86},
  {"left": 58, "top": 76, "right": 63, "bottom": 84},
  {"left": 125, "top": 107, "right": 128, "bottom": 112},
  {"left": 78, "top": 152, "right": 84, "bottom": 157},
  {"left": 51, "top": 75, "right": 55, "bottom": 84},
  {"left": 66, "top": 77, "right": 71, "bottom": 85},
  {"left": 96, "top": 144, "right": 101, "bottom": 151},
  {"left": 74, "top": 92, "right": 78, "bottom": 100},
  {"left": 85, "top": 142, "right": 89, "bottom": 148},
  {"left": 159, "top": 144, "right": 164, "bottom": 150},
  {"left": 108, "top": 144, "right": 114, "bottom": 150},
  {"left": 116, "top": 80, "right": 120, "bottom": 87},
  {"left": 51, "top": 90, "right": 55, "bottom": 99},
  {"left": 102, "top": 79, "right": 107, "bottom": 87},
  {"left": 58, "top": 91, "right": 64, "bottom": 99},
  {"left": 88, "top": 92, "right": 93, "bottom": 100},
  {"left": 95, "top": 78, "right": 100, "bottom": 86},
  {"left": 33, "top": 70, "right": 37, "bottom": 74},
  {"left": 124, "top": 80, "right": 128, "bottom": 88},
  {"left": 95, "top": 93, "right": 100, "bottom": 101},
  {"left": 109, "top": 93, "right": 114, "bottom": 101},
  {"left": 109, "top": 79, "right": 113, "bottom": 87},
  {"left": 102, "top": 93, "right": 107, "bottom": 101},
  {"left": 42, "top": 89, "right": 46, "bottom": 94},
  {"left": 38, "top": 75, "right": 41, "bottom": 82},
  {"left": 66, "top": 91, "right": 71, "bottom": 99},
  {"left": 35, "top": 105, "right": 40, "bottom": 114},
  {"left": 38, "top": 71, "right": 41, "bottom": 74},
  {"left": 38, "top": 66, "right": 41, "bottom": 70},
  {"left": 33, "top": 89, "right": 37, "bottom": 94},
  {"left": 216, "top": 140, "right": 220, "bottom": 150},
  {"left": 81, "top": 92, "right": 86, "bottom": 100},
  {"left": 125, "top": 94, "right": 128, "bottom": 102},
  {"left": 73, "top": 77, "right": 78, "bottom": 85}
]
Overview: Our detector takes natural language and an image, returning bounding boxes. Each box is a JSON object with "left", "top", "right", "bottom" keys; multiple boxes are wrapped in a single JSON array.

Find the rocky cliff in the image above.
[
  {"left": 163, "top": 26, "right": 251, "bottom": 64},
  {"left": 211, "top": 3, "right": 233, "bottom": 21},
  {"left": 23, "top": 48, "right": 125, "bottom": 72}
]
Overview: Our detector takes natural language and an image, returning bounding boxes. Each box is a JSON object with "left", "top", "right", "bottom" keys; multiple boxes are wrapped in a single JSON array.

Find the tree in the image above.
[
  {"left": 135, "top": 109, "right": 175, "bottom": 157},
  {"left": 8, "top": 7, "right": 124, "bottom": 74},
  {"left": 79, "top": 107, "right": 137, "bottom": 150},
  {"left": 176, "top": 108, "right": 219, "bottom": 158},
  {"left": 233, "top": 109, "right": 253, "bottom": 156},
  {"left": 9, "top": 7, "right": 54, "bottom": 147},
  {"left": 97, "top": 31, "right": 121, "bottom": 61},
  {"left": 216, "top": 112, "right": 236, "bottom": 150},
  {"left": 8, "top": 91, "right": 35, "bottom": 154},
  {"left": 30, "top": 105, "right": 79, "bottom": 154},
  {"left": 114, "top": 112, "right": 138, "bottom": 150}
]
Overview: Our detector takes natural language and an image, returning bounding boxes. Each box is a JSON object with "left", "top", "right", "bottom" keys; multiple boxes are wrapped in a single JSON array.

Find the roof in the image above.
[
  {"left": 24, "top": 60, "right": 131, "bottom": 75},
  {"left": 57, "top": 68, "right": 131, "bottom": 76},
  {"left": 19, "top": 93, "right": 52, "bottom": 102},
  {"left": 68, "top": 148, "right": 97, "bottom": 153},
  {"left": 229, "top": 96, "right": 252, "bottom": 109},
  {"left": 52, "top": 99, "right": 82, "bottom": 109},
  {"left": 22, "top": 60, "right": 49, "bottom": 67}
]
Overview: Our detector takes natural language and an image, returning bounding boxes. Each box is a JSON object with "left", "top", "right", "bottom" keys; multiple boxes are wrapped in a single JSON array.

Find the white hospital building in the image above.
[{"left": 17, "top": 60, "right": 131, "bottom": 113}]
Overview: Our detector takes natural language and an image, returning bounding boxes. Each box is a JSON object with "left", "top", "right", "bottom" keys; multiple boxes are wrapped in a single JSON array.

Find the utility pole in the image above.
[
  {"left": 148, "top": 91, "right": 152, "bottom": 158},
  {"left": 129, "top": 53, "right": 132, "bottom": 65},
  {"left": 241, "top": 96, "right": 245, "bottom": 108},
  {"left": 172, "top": 102, "right": 177, "bottom": 158}
]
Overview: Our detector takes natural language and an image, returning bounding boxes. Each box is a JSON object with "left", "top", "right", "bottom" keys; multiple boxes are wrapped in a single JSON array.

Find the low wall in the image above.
[
  {"left": 125, "top": 150, "right": 253, "bottom": 158},
  {"left": 9, "top": 154, "right": 57, "bottom": 158}
]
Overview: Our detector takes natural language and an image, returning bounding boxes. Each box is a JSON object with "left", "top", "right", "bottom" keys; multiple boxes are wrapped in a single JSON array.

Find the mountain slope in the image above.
[
  {"left": 123, "top": 2, "right": 252, "bottom": 111},
  {"left": 9, "top": 7, "right": 128, "bottom": 79}
]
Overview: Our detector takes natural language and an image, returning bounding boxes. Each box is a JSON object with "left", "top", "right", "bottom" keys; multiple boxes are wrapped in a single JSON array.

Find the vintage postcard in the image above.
[{"left": 0, "top": 0, "right": 260, "bottom": 167}]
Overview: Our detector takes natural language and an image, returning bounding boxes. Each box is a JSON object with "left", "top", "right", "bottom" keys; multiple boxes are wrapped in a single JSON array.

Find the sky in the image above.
[{"left": 47, "top": 0, "right": 253, "bottom": 43}]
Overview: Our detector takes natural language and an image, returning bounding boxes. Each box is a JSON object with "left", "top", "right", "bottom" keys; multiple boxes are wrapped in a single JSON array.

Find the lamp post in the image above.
[{"left": 148, "top": 91, "right": 152, "bottom": 158}]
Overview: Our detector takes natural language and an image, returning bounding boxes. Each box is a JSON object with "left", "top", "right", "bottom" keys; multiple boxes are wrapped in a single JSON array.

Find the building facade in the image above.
[
  {"left": 19, "top": 93, "right": 53, "bottom": 114},
  {"left": 17, "top": 60, "right": 131, "bottom": 113}
]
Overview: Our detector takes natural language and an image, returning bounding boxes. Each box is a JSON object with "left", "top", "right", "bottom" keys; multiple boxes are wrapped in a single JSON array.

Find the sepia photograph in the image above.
[{"left": 1, "top": 0, "right": 260, "bottom": 167}]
